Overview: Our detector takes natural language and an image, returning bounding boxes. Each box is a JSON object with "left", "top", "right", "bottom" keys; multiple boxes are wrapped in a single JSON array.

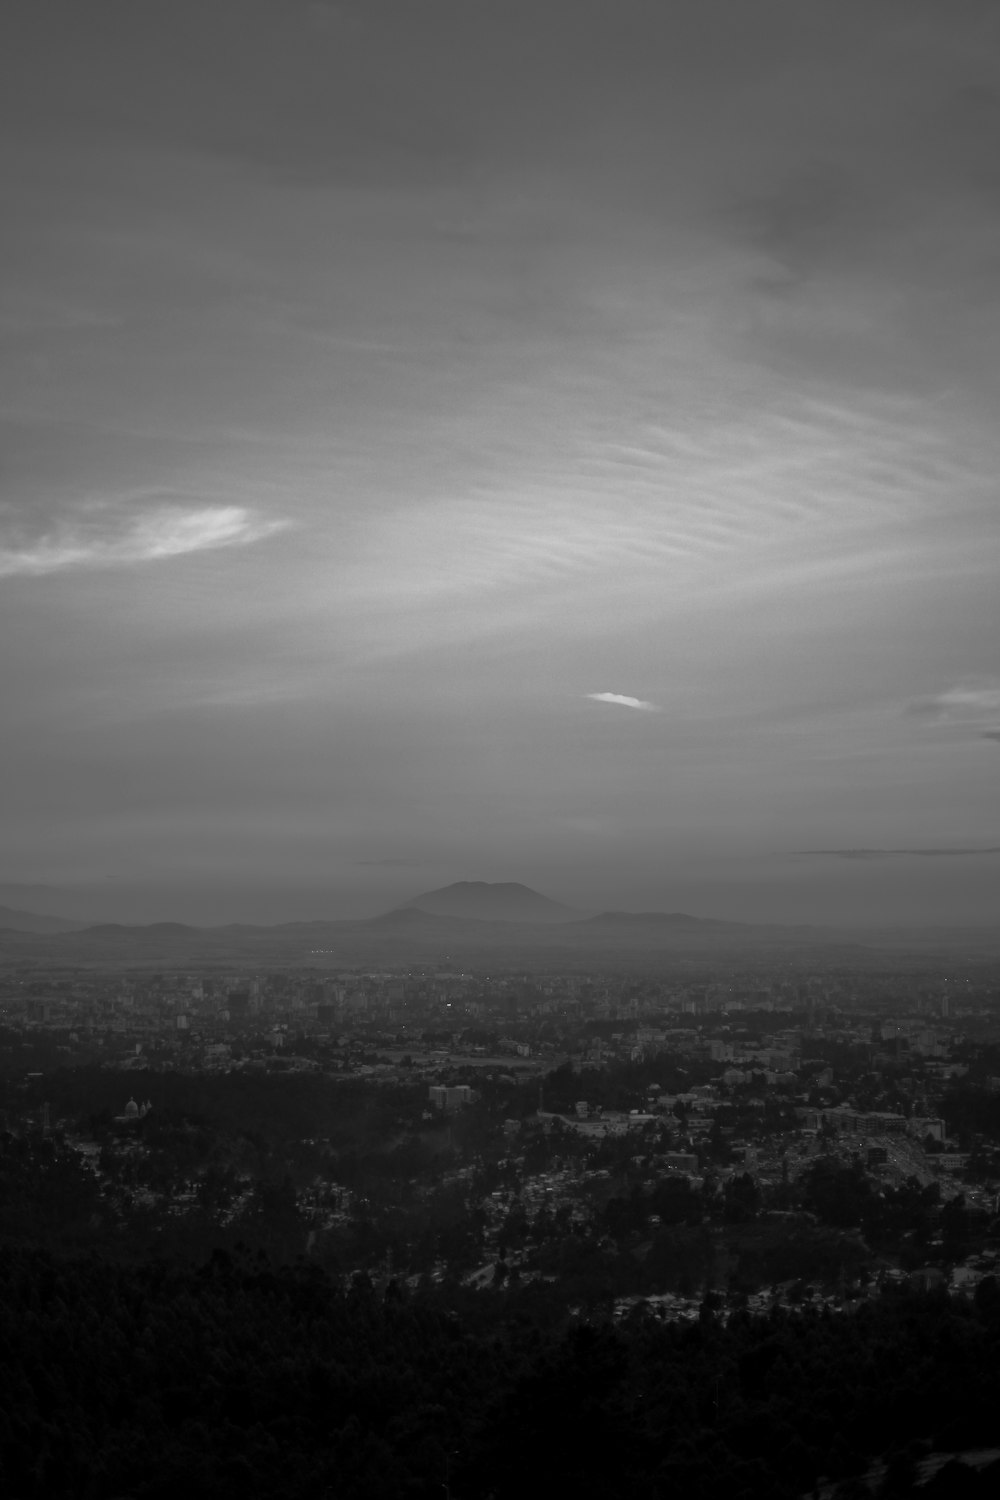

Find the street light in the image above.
[{"left": 442, "top": 1448, "right": 460, "bottom": 1499}]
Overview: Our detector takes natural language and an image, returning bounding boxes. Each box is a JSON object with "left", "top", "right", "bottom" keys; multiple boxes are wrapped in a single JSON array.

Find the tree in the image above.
[
  {"left": 724, "top": 1172, "right": 760, "bottom": 1224},
  {"left": 801, "top": 1159, "right": 871, "bottom": 1229},
  {"left": 941, "top": 1196, "right": 971, "bottom": 1263}
]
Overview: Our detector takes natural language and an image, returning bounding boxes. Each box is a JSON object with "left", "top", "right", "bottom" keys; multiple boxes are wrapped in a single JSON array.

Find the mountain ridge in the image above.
[
  {"left": 0, "top": 904, "right": 87, "bottom": 934},
  {"left": 582, "top": 909, "right": 745, "bottom": 929}
]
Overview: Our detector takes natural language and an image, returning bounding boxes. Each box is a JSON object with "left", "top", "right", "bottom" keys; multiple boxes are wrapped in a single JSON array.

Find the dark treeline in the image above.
[
  {"left": 11, "top": 1064, "right": 432, "bottom": 1151},
  {"left": 5, "top": 1056, "right": 1000, "bottom": 1495},
  {"left": 2, "top": 1245, "right": 1000, "bottom": 1499}
]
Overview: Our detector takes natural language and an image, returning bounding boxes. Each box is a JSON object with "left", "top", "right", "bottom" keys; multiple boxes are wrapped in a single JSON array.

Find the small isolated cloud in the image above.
[
  {"left": 586, "top": 692, "right": 659, "bottom": 712},
  {"left": 0, "top": 502, "right": 288, "bottom": 578}
]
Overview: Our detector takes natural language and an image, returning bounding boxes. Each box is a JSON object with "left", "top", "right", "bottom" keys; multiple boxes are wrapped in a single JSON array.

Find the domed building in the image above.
[{"left": 113, "top": 1097, "right": 152, "bottom": 1124}]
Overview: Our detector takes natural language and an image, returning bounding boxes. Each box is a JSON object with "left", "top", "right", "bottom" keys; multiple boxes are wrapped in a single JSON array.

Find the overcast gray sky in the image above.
[{"left": 2, "top": 0, "right": 999, "bottom": 925}]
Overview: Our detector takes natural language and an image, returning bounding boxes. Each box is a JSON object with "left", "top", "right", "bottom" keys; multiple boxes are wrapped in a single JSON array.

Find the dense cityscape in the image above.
[
  {"left": 4, "top": 949, "right": 1000, "bottom": 1494},
  {"left": 6, "top": 955, "right": 1000, "bottom": 1292}
]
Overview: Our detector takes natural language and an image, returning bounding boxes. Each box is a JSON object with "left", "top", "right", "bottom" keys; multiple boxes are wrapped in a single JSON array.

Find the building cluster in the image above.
[{"left": 4, "top": 953, "right": 1000, "bottom": 1317}]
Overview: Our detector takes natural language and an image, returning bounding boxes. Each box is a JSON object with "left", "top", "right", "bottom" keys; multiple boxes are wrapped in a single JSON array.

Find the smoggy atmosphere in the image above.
[{"left": 2, "top": 0, "right": 999, "bottom": 926}]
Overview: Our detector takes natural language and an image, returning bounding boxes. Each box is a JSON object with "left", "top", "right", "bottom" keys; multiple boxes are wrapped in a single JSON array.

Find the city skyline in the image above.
[{"left": 2, "top": 1, "right": 999, "bottom": 927}]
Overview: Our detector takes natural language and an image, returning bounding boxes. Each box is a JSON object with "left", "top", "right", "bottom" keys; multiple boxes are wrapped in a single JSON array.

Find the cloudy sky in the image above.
[{"left": 2, "top": 0, "right": 998, "bottom": 925}]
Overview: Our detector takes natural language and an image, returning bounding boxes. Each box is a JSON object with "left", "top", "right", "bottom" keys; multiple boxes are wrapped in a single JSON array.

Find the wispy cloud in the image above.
[
  {"left": 0, "top": 503, "right": 288, "bottom": 578},
  {"left": 586, "top": 692, "right": 659, "bottom": 712},
  {"left": 795, "top": 847, "right": 1000, "bottom": 861},
  {"left": 334, "top": 378, "right": 997, "bottom": 639}
]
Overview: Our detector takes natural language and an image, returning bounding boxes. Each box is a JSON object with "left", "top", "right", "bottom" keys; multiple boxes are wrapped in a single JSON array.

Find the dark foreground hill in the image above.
[{"left": 2, "top": 1244, "right": 1000, "bottom": 1499}]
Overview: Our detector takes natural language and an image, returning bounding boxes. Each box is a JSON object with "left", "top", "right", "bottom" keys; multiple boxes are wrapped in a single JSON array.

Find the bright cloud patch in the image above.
[
  {"left": 0, "top": 504, "right": 287, "bottom": 578},
  {"left": 586, "top": 692, "right": 659, "bottom": 712}
]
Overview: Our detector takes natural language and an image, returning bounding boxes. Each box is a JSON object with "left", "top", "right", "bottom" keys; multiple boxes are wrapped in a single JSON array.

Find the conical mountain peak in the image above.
[{"left": 394, "top": 881, "right": 582, "bottom": 924}]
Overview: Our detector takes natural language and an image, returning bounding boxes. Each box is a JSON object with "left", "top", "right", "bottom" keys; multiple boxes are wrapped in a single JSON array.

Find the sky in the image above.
[{"left": 1, "top": 0, "right": 999, "bottom": 927}]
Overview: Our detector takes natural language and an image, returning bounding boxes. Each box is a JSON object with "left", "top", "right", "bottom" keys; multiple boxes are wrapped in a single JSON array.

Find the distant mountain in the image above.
[
  {"left": 583, "top": 910, "right": 745, "bottom": 930},
  {"left": 368, "top": 907, "right": 458, "bottom": 928},
  {"left": 74, "top": 921, "right": 202, "bottom": 939},
  {"left": 395, "top": 881, "right": 583, "bottom": 924},
  {"left": 0, "top": 904, "right": 86, "bottom": 934},
  {"left": 1, "top": 902, "right": 997, "bottom": 968}
]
